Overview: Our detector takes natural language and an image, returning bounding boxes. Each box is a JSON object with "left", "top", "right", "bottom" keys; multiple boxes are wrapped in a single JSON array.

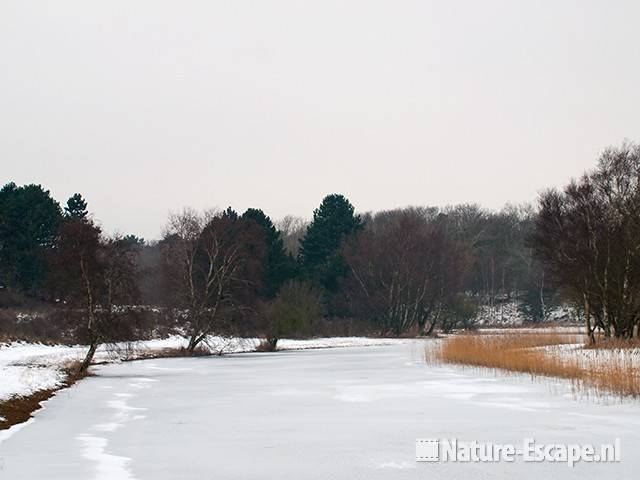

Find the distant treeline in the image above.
[{"left": 1, "top": 142, "right": 639, "bottom": 366}]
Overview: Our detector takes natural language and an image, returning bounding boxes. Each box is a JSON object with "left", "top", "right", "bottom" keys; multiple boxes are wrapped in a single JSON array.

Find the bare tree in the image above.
[
  {"left": 276, "top": 215, "right": 308, "bottom": 256},
  {"left": 162, "top": 208, "right": 265, "bottom": 353},
  {"left": 50, "top": 219, "right": 140, "bottom": 371},
  {"left": 532, "top": 142, "right": 640, "bottom": 341},
  {"left": 342, "top": 208, "right": 471, "bottom": 335}
]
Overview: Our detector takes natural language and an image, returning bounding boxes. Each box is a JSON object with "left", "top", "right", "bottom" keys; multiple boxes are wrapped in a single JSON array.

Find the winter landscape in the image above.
[{"left": 2, "top": 1, "right": 640, "bottom": 479}]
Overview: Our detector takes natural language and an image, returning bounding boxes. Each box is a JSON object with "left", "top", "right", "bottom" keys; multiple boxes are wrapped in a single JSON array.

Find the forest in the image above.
[{"left": 1, "top": 142, "right": 639, "bottom": 369}]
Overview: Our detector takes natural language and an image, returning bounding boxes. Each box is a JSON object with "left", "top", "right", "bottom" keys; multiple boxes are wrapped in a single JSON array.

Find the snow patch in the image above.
[{"left": 77, "top": 434, "right": 136, "bottom": 480}]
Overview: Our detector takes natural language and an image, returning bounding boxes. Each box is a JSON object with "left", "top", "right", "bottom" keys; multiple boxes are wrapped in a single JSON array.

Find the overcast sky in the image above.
[{"left": 1, "top": 1, "right": 639, "bottom": 239}]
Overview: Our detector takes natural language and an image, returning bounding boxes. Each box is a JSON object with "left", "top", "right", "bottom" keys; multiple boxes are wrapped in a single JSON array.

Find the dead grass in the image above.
[
  {"left": 584, "top": 336, "right": 640, "bottom": 350},
  {"left": 429, "top": 332, "right": 640, "bottom": 398},
  {"left": 0, "top": 360, "right": 91, "bottom": 430}
]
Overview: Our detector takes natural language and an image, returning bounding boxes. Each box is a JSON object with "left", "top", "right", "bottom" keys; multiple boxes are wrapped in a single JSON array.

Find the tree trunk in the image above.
[
  {"left": 79, "top": 340, "right": 98, "bottom": 372},
  {"left": 583, "top": 292, "right": 595, "bottom": 345},
  {"left": 187, "top": 334, "right": 201, "bottom": 353},
  {"left": 267, "top": 337, "right": 278, "bottom": 351},
  {"left": 539, "top": 272, "right": 546, "bottom": 321},
  {"left": 79, "top": 256, "right": 99, "bottom": 372}
]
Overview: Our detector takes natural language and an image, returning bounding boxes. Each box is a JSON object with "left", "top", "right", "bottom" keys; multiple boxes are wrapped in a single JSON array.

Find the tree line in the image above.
[
  {"left": 532, "top": 143, "right": 640, "bottom": 342},
  {"left": 2, "top": 141, "right": 637, "bottom": 368}
]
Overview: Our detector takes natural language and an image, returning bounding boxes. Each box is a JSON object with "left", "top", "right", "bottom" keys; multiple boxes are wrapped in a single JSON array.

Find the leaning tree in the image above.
[{"left": 162, "top": 208, "right": 266, "bottom": 353}]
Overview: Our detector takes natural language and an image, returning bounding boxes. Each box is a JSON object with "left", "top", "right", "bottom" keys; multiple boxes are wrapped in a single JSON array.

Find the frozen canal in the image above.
[{"left": 1, "top": 341, "right": 639, "bottom": 479}]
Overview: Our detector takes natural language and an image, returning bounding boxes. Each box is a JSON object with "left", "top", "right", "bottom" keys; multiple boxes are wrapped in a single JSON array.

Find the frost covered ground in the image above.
[
  {"left": 475, "top": 301, "right": 575, "bottom": 326},
  {"left": 0, "top": 336, "right": 402, "bottom": 403},
  {"left": 1, "top": 341, "right": 639, "bottom": 479}
]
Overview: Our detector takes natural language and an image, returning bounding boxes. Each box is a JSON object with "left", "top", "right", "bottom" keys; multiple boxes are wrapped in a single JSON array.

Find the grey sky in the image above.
[{"left": 1, "top": 1, "right": 638, "bottom": 239}]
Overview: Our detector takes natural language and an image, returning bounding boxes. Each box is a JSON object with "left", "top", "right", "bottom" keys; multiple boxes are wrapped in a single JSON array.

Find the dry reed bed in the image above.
[{"left": 428, "top": 332, "right": 640, "bottom": 398}]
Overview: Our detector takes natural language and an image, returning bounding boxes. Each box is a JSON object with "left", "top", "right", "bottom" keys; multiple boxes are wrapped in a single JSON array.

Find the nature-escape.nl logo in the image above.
[{"left": 416, "top": 438, "right": 621, "bottom": 468}]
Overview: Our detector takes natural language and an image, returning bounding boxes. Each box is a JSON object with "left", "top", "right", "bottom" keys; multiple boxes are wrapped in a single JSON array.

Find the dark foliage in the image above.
[
  {"left": 0, "top": 183, "right": 62, "bottom": 294},
  {"left": 531, "top": 142, "right": 640, "bottom": 341},
  {"left": 64, "top": 193, "right": 88, "bottom": 219},
  {"left": 241, "top": 208, "right": 296, "bottom": 299},
  {"left": 299, "top": 194, "right": 363, "bottom": 292}
]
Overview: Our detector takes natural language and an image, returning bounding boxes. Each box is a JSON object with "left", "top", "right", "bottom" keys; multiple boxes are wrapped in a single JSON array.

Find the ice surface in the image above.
[
  {"left": 0, "top": 336, "right": 402, "bottom": 401},
  {"left": 0, "top": 341, "right": 638, "bottom": 479}
]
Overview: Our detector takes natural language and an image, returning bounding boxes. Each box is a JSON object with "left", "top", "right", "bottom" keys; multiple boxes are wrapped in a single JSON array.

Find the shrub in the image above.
[{"left": 262, "top": 280, "right": 324, "bottom": 350}]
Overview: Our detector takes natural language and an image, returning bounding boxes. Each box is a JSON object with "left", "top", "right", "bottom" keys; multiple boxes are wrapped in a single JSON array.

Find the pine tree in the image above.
[
  {"left": 0, "top": 183, "right": 63, "bottom": 293},
  {"left": 65, "top": 193, "right": 88, "bottom": 219},
  {"left": 299, "top": 194, "right": 362, "bottom": 291},
  {"left": 242, "top": 208, "right": 295, "bottom": 298},
  {"left": 222, "top": 206, "right": 239, "bottom": 221}
]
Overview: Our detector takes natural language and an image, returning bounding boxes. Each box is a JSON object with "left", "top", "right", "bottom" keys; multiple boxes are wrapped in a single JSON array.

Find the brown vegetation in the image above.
[
  {"left": 0, "top": 307, "right": 180, "bottom": 346},
  {"left": 428, "top": 331, "right": 640, "bottom": 398},
  {"left": 584, "top": 337, "right": 640, "bottom": 350},
  {"left": 342, "top": 207, "right": 472, "bottom": 335}
]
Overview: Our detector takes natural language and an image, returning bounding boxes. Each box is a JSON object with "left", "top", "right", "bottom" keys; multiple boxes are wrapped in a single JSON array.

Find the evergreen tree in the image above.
[
  {"left": 64, "top": 193, "right": 88, "bottom": 219},
  {"left": 242, "top": 208, "right": 295, "bottom": 298},
  {"left": 122, "top": 234, "right": 145, "bottom": 247},
  {"left": 222, "top": 206, "right": 239, "bottom": 221},
  {"left": 299, "top": 194, "right": 362, "bottom": 291},
  {"left": 0, "top": 182, "right": 62, "bottom": 293}
]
